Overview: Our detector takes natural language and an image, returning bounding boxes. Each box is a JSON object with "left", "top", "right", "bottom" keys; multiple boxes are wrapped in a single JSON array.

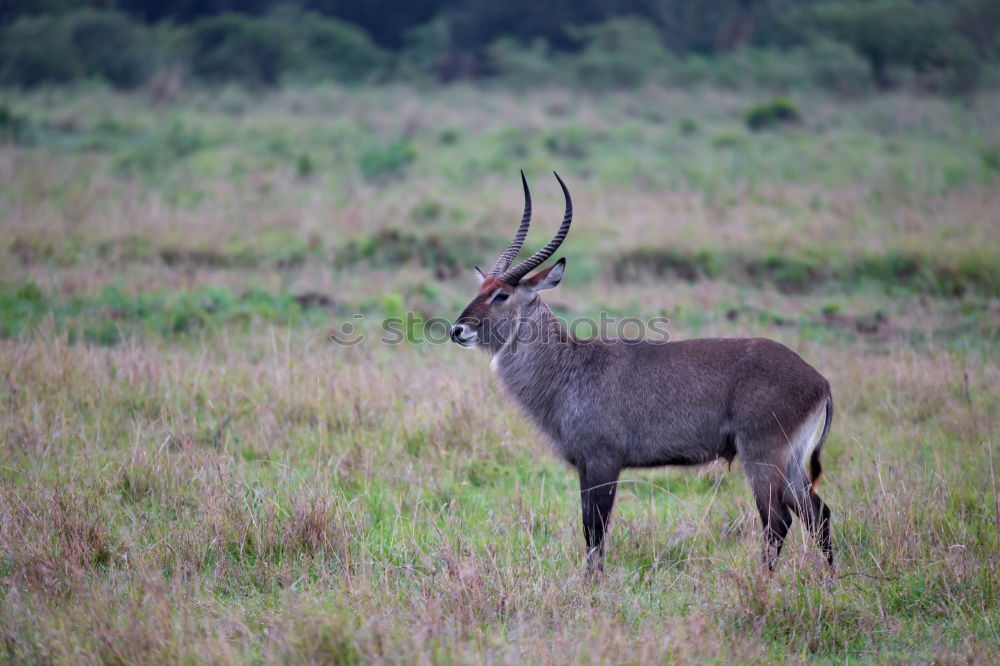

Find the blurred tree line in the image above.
[{"left": 1, "top": 0, "right": 997, "bottom": 92}]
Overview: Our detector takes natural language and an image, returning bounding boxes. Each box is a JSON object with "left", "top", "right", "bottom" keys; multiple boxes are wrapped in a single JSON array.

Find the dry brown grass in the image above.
[{"left": 0, "top": 84, "right": 998, "bottom": 663}]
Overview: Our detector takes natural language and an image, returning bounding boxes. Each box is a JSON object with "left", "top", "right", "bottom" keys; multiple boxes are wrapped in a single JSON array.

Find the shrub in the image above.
[
  {"left": 65, "top": 10, "right": 151, "bottom": 89},
  {"left": 661, "top": 44, "right": 870, "bottom": 93},
  {"left": 186, "top": 14, "right": 290, "bottom": 87},
  {"left": 796, "top": 38, "right": 872, "bottom": 94},
  {"left": 487, "top": 37, "right": 556, "bottom": 86},
  {"left": 611, "top": 247, "right": 727, "bottom": 284},
  {"left": 296, "top": 13, "right": 388, "bottom": 83},
  {"left": 669, "top": 49, "right": 803, "bottom": 90},
  {"left": 981, "top": 145, "right": 1000, "bottom": 172},
  {"left": 296, "top": 153, "right": 316, "bottom": 179},
  {"left": 953, "top": 0, "right": 1000, "bottom": 59},
  {"left": 745, "top": 98, "right": 800, "bottom": 131},
  {"left": 679, "top": 118, "right": 699, "bottom": 135},
  {"left": 795, "top": 0, "right": 980, "bottom": 89},
  {"left": 0, "top": 10, "right": 150, "bottom": 89},
  {"left": 0, "top": 282, "right": 48, "bottom": 337},
  {"left": 335, "top": 229, "right": 499, "bottom": 273},
  {"left": 396, "top": 16, "right": 454, "bottom": 82},
  {"left": 358, "top": 140, "right": 416, "bottom": 181},
  {"left": 920, "top": 32, "right": 981, "bottom": 92},
  {"left": 0, "top": 105, "right": 35, "bottom": 144},
  {"left": 543, "top": 126, "right": 592, "bottom": 159},
  {"left": 567, "top": 17, "right": 672, "bottom": 89},
  {"left": 411, "top": 199, "right": 445, "bottom": 224},
  {"left": 184, "top": 12, "right": 388, "bottom": 87},
  {"left": 0, "top": 16, "right": 80, "bottom": 87}
]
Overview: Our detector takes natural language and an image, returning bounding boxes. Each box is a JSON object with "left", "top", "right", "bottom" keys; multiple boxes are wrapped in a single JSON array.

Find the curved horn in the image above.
[
  {"left": 487, "top": 171, "right": 532, "bottom": 276},
  {"left": 501, "top": 171, "right": 572, "bottom": 284}
]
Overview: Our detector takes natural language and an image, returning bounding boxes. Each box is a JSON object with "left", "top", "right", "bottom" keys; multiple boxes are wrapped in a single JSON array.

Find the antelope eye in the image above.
[{"left": 493, "top": 292, "right": 510, "bottom": 303}]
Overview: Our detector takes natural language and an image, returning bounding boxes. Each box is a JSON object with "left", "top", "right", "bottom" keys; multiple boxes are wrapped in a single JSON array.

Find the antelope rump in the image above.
[{"left": 450, "top": 172, "right": 835, "bottom": 573}]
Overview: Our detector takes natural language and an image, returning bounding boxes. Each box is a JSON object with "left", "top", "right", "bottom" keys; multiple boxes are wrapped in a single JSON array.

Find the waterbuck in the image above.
[{"left": 449, "top": 172, "right": 834, "bottom": 573}]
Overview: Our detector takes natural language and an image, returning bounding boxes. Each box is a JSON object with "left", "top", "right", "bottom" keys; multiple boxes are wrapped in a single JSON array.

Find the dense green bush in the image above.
[
  {"left": 296, "top": 13, "right": 388, "bottom": 82},
  {"left": 358, "top": 139, "right": 416, "bottom": 181},
  {"left": 981, "top": 145, "right": 1000, "bottom": 172},
  {"left": 745, "top": 98, "right": 801, "bottom": 131},
  {"left": 188, "top": 12, "right": 389, "bottom": 86},
  {"left": 952, "top": 0, "right": 1000, "bottom": 59},
  {"left": 336, "top": 228, "right": 501, "bottom": 274},
  {"left": 0, "top": 1, "right": 996, "bottom": 92},
  {"left": 658, "top": 41, "right": 869, "bottom": 93},
  {"left": 186, "top": 14, "right": 289, "bottom": 87},
  {"left": 0, "top": 104, "right": 36, "bottom": 144},
  {"left": 0, "top": 281, "right": 48, "bottom": 338},
  {"left": 0, "top": 16, "right": 80, "bottom": 87},
  {"left": 487, "top": 38, "right": 555, "bottom": 87},
  {"left": 67, "top": 9, "right": 151, "bottom": 89},
  {"left": 796, "top": 38, "right": 872, "bottom": 94},
  {"left": 0, "top": 9, "right": 386, "bottom": 89},
  {"left": 795, "top": 0, "right": 981, "bottom": 90},
  {"left": 487, "top": 20, "right": 874, "bottom": 93},
  {"left": 0, "top": 10, "right": 150, "bottom": 89},
  {"left": 187, "top": 12, "right": 387, "bottom": 86},
  {"left": 543, "top": 126, "right": 593, "bottom": 159},
  {"left": 567, "top": 17, "right": 672, "bottom": 89}
]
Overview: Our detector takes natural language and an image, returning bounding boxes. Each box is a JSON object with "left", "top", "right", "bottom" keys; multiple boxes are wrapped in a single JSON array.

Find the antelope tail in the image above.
[{"left": 809, "top": 396, "right": 833, "bottom": 491}]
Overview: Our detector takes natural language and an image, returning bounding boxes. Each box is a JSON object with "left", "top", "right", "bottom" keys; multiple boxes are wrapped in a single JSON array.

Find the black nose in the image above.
[{"left": 450, "top": 324, "right": 464, "bottom": 342}]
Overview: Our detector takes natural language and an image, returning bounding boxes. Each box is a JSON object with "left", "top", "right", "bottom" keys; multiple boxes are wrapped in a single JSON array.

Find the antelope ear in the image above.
[
  {"left": 522, "top": 258, "right": 565, "bottom": 292},
  {"left": 474, "top": 266, "right": 486, "bottom": 284}
]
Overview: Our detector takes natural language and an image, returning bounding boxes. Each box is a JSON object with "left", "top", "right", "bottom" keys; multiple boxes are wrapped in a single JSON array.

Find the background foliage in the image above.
[{"left": 1, "top": 0, "right": 998, "bottom": 90}]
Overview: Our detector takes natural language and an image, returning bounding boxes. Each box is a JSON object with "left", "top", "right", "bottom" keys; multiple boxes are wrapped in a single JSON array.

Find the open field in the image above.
[{"left": 1, "top": 85, "right": 999, "bottom": 663}]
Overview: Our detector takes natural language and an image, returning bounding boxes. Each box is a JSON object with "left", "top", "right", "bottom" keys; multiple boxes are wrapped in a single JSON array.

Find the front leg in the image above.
[{"left": 579, "top": 460, "right": 620, "bottom": 574}]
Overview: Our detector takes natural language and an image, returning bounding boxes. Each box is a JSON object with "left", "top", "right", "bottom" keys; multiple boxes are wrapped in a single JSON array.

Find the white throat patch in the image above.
[{"left": 490, "top": 316, "right": 522, "bottom": 375}]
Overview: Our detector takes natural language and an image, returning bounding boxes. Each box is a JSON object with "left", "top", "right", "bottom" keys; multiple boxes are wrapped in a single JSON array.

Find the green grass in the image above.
[
  {"left": 0, "top": 281, "right": 330, "bottom": 343},
  {"left": 612, "top": 245, "right": 1000, "bottom": 297},
  {"left": 0, "top": 83, "right": 998, "bottom": 663}
]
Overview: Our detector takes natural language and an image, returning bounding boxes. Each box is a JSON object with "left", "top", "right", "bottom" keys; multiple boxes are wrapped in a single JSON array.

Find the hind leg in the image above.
[
  {"left": 788, "top": 486, "right": 834, "bottom": 568},
  {"left": 743, "top": 462, "right": 793, "bottom": 571}
]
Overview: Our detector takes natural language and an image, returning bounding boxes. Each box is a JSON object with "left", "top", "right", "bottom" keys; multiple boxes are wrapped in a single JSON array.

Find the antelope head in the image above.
[{"left": 450, "top": 172, "right": 572, "bottom": 355}]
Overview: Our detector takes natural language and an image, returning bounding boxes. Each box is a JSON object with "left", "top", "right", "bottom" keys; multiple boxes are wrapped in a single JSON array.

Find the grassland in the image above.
[{"left": 1, "top": 83, "right": 998, "bottom": 663}]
